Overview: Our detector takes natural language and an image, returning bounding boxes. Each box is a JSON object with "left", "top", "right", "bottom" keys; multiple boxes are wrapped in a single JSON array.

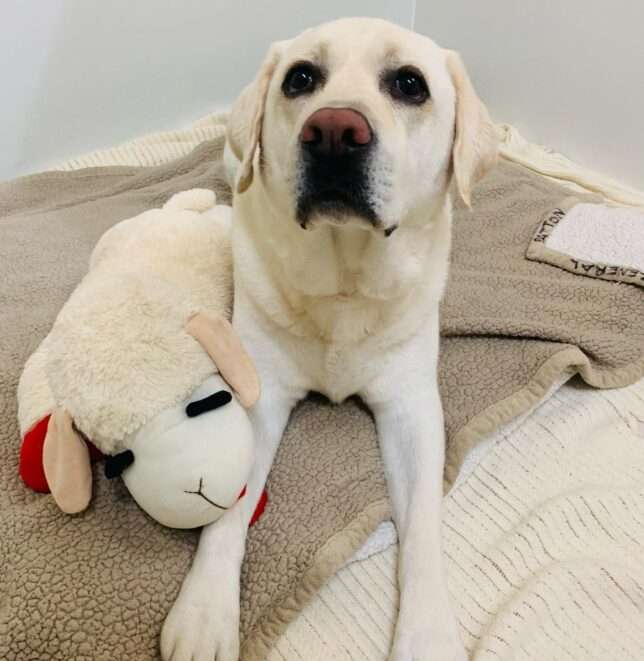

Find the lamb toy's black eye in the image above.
[
  {"left": 282, "top": 63, "right": 321, "bottom": 98},
  {"left": 387, "top": 67, "right": 430, "bottom": 104},
  {"left": 185, "top": 390, "right": 232, "bottom": 418}
]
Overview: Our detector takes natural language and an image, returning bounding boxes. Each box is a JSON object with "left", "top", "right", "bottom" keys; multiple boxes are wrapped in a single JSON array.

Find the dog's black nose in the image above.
[{"left": 300, "top": 107, "right": 372, "bottom": 157}]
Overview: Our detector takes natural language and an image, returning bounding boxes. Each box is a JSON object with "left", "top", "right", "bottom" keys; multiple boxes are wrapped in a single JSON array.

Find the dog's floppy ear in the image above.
[
  {"left": 446, "top": 51, "right": 498, "bottom": 208},
  {"left": 186, "top": 312, "right": 261, "bottom": 408},
  {"left": 42, "top": 408, "right": 92, "bottom": 514},
  {"left": 227, "top": 40, "right": 289, "bottom": 194}
]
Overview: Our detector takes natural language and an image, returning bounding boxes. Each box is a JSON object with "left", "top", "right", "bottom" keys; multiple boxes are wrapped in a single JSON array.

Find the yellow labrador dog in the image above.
[{"left": 162, "top": 17, "right": 497, "bottom": 661}]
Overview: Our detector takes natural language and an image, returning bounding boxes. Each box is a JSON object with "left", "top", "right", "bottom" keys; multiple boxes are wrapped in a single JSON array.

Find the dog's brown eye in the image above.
[
  {"left": 389, "top": 68, "right": 430, "bottom": 104},
  {"left": 282, "top": 63, "right": 320, "bottom": 98}
]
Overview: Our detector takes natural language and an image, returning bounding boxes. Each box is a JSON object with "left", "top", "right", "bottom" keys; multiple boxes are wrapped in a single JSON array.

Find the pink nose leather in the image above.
[{"left": 300, "top": 107, "right": 372, "bottom": 155}]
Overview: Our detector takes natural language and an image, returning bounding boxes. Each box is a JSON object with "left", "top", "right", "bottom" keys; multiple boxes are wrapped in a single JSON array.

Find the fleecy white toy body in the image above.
[
  {"left": 46, "top": 190, "right": 235, "bottom": 451},
  {"left": 17, "top": 189, "right": 260, "bottom": 529}
]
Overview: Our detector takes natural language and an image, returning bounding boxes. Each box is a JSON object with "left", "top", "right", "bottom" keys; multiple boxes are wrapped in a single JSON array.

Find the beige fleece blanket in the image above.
[{"left": 1, "top": 137, "right": 642, "bottom": 660}]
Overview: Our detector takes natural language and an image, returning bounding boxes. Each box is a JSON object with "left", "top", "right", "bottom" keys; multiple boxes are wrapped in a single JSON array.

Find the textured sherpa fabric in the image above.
[
  {"left": 1, "top": 137, "right": 643, "bottom": 661},
  {"left": 440, "top": 166, "right": 644, "bottom": 483}
]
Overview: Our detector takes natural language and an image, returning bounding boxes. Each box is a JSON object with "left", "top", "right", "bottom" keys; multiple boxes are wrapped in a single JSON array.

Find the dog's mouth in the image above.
[
  {"left": 296, "top": 188, "right": 380, "bottom": 229},
  {"left": 295, "top": 148, "right": 381, "bottom": 229}
]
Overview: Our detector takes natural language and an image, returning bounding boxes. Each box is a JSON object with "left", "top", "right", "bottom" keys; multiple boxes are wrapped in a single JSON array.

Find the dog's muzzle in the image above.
[{"left": 296, "top": 107, "right": 380, "bottom": 228}]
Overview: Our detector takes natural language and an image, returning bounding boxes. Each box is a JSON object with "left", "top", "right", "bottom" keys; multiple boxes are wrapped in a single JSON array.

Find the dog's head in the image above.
[{"left": 227, "top": 17, "right": 498, "bottom": 233}]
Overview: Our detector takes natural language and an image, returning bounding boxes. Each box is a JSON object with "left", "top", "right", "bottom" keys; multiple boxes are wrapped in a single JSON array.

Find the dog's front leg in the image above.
[
  {"left": 363, "top": 334, "right": 465, "bottom": 661},
  {"left": 160, "top": 374, "right": 298, "bottom": 661}
]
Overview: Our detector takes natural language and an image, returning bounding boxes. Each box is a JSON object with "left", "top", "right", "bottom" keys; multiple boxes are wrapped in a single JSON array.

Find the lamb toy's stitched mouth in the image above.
[{"left": 184, "top": 477, "right": 229, "bottom": 510}]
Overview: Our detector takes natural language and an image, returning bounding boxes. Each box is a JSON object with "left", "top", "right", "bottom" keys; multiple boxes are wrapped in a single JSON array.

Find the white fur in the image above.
[{"left": 163, "top": 17, "right": 498, "bottom": 661}]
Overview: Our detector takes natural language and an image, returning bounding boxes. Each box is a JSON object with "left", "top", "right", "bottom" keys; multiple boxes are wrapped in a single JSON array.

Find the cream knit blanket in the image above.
[{"left": 270, "top": 378, "right": 644, "bottom": 661}]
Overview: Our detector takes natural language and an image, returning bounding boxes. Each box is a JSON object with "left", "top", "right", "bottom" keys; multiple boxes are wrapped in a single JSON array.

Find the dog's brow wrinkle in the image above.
[
  {"left": 299, "top": 42, "right": 327, "bottom": 66},
  {"left": 382, "top": 44, "right": 402, "bottom": 64},
  {"left": 315, "top": 41, "right": 329, "bottom": 62}
]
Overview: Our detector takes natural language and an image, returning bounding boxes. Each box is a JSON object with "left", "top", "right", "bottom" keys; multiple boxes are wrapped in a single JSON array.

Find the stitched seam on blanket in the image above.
[
  {"left": 240, "top": 498, "right": 391, "bottom": 661},
  {"left": 444, "top": 347, "right": 583, "bottom": 484},
  {"left": 444, "top": 344, "right": 644, "bottom": 486}
]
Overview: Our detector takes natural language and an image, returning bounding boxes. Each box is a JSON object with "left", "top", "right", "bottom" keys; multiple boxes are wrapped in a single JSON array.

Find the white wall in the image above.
[
  {"left": 4, "top": 2, "right": 643, "bottom": 188},
  {"left": 414, "top": 0, "right": 644, "bottom": 189},
  {"left": 1, "top": 0, "right": 413, "bottom": 180}
]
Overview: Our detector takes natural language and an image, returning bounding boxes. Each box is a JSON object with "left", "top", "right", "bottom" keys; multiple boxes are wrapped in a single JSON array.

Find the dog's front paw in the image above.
[
  {"left": 160, "top": 568, "right": 240, "bottom": 661},
  {"left": 389, "top": 626, "right": 468, "bottom": 661}
]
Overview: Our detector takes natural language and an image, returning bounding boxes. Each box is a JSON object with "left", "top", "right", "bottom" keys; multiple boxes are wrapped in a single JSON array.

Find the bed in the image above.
[{"left": 8, "top": 112, "right": 644, "bottom": 661}]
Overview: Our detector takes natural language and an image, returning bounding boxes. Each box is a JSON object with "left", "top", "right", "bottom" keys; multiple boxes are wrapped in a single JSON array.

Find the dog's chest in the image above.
[
  {"left": 290, "top": 293, "right": 418, "bottom": 402},
  {"left": 299, "top": 292, "right": 385, "bottom": 343},
  {"left": 272, "top": 229, "right": 434, "bottom": 397},
  {"left": 319, "top": 345, "right": 366, "bottom": 402},
  {"left": 305, "top": 335, "right": 381, "bottom": 403},
  {"left": 281, "top": 226, "right": 425, "bottom": 339}
]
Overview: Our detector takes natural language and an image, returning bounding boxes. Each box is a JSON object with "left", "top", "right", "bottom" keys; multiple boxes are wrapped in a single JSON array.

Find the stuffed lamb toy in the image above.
[{"left": 17, "top": 189, "right": 264, "bottom": 529}]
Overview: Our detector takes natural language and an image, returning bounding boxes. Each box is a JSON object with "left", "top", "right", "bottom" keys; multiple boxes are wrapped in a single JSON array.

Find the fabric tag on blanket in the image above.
[{"left": 526, "top": 198, "right": 644, "bottom": 287}]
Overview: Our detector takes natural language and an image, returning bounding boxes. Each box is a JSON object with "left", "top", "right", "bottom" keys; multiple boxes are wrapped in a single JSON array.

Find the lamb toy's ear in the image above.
[
  {"left": 186, "top": 313, "right": 261, "bottom": 408},
  {"left": 42, "top": 408, "right": 92, "bottom": 514}
]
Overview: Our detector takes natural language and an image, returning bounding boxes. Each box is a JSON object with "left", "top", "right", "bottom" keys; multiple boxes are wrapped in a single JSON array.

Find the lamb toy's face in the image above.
[
  {"left": 35, "top": 311, "right": 260, "bottom": 526},
  {"left": 110, "top": 374, "right": 255, "bottom": 529}
]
